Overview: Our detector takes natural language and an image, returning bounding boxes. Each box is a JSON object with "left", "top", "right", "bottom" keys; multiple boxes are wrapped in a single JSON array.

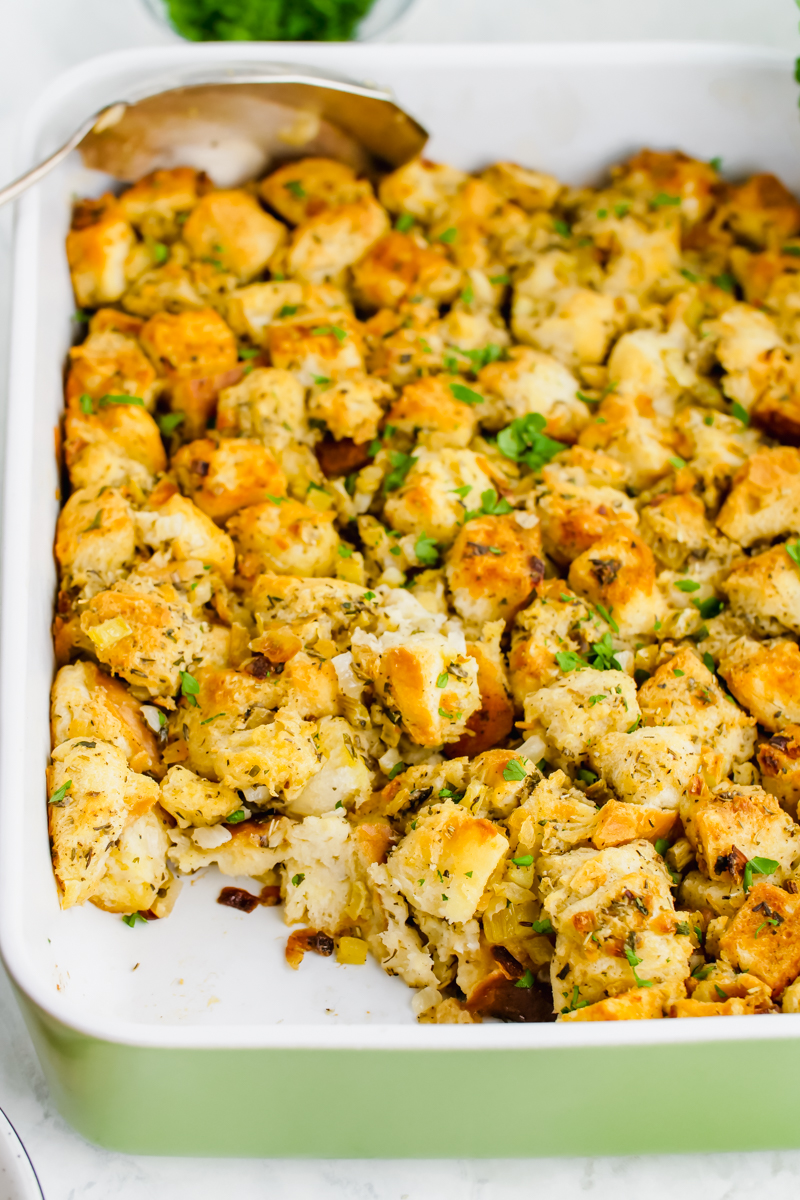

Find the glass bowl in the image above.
[{"left": 142, "top": 0, "right": 416, "bottom": 42}]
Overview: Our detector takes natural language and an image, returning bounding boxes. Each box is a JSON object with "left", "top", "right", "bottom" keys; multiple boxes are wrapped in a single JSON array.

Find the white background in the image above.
[{"left": 1, "top": 1, "right": 799, "bottom": 1196}]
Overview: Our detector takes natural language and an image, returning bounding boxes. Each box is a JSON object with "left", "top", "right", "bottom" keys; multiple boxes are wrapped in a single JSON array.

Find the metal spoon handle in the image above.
[{"left": 0, "top": 104, "right": 126, "bottom": 209}]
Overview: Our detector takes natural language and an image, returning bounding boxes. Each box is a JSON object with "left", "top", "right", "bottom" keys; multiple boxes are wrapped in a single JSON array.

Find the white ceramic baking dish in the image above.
[{"left": 3, "top": 42, "right": 800, "bottom": 1158}]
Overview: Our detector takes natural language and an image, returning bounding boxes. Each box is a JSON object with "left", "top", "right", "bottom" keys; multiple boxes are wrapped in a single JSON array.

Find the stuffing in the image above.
[
  {"left": 524, "top": 668, "right": 640, "bottom": 770},
  {"left": 536, "top": 461, "right": 638, "bottom": 565},
  {"left": 638, "top": 646, "right": 756, "bottom": 773},
  {"left": 182, "top": 188, "right": 286, "bottom": 282},
  {"left": 568, "top": 524, "right": 667, "bottom": 638},
  {"left": 79, "top": 575, "right": 204, "bottom": 699},
  {"left": 539, "top": 841, "right": 692, "bottom": 1013},
  {"left": 718, "top": 637, "right": 800, "bottom": 732},
  {"left": 56, "top": 147, "right": 800, "bottom": 1024},
  {"left": 286, "top": 197, "right": 390, "bottom": 284},
  {"left": 385, "top": 375, "right": 478, "bottom": 450},
  {"left": 722, "top": 545, "right": 800, "bottom": 637},
  {"left": 260, "top": 158, "right": 371, "bottom": 225},
  {"left": 444, "top": 512, "right": 544, "bottom": 629},
  {"left": 588, "top": 727, "right": 702, "bottom": 811},
  {"left": 89, "top": 807, "right": 175, "bottom": 915},
  {"left": 48, "top": 737, "right": 160, "bottom": 908},
  {"left": 66, "top": 196, "right": 138, "bottom": 307},
  {"left": 226, "top": 498, "right": 338, "bottom": 579},
  {"left": 308, "top": 374, "right": 392, "bottom": 445},
  {"left": 171, "top": 437, "right": 286, "bottom": 523},
  {"left": 680, "top": 778, "right": 800, "bottom": 887},
  {"left": 716, "top": 447, "right": 800, "bottom": 546},
  {"left": 65, "top": 327, "right": 161, "bottom": 412},
  {"left": 382, "top": 448, "right": 496, "bottom": 546},
  {"left": 477, "top": 346, "right": 589, "bottom": 441},
  {"left": 758, "top": 727, "right": 800, "bottom": 815},
  {"left": 55, "top": 485, "right": 136, "bottom": 592},
  {"left": 351, "top": 231, "right": 462, "bottom": 310}
]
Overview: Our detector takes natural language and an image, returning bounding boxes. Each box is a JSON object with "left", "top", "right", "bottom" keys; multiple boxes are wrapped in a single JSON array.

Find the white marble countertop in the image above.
[{"left": 2, "top": 1, "right": 800, "bottom": 1195}]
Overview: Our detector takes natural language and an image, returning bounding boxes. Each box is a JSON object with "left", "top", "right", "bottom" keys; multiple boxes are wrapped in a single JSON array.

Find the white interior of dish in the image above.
[{"left": 3, "top": 42, "right": 800, "bottom": 1050}]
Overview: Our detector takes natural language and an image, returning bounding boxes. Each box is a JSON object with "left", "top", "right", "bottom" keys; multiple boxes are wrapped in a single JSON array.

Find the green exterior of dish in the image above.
[{"left": 15, "top": 984, "right": 800, "bottom": 1157}]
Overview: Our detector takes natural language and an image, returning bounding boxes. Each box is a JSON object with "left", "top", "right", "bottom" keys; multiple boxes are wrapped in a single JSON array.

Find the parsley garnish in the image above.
[
  {"left": 437, "top": 227, "right": 457, "bottom": 244},
  {"left": 496, "top": 411, "right": 565, "bottom": 472},
  {"left": 692, "top": 964, "right": 713, "bottom": 980},
  {"left": 158, "top": 412, "right": 185, "bottom": 436},
  {"left": 83, "top": 510, "right": 103, "bottom": 532},
  {"left": 713, "top": 273, "right": 736, "bottom": 295},
  {"left": 675, "top": 921, "right": 691, "bottom": 935},
  {"left": 311, "top": 324, "right": 347, "bottom": 343},
  {"left": 48, "top": 780, "right": 72, "bottom": 806},
  {"left": 514, "top": 969, "right": 534, "bottom": 989},
  {"left": 395, "top": 213, "right": 414, "bottom": 232},
  {"left": 589, "top": 633, "right": 622, "bottom": 672},
  {"left": 226, "top": 810, "right": 247, "bottom": 824},
  {"left": 200, "top": 712, "right": 226, "bottom": 725},
  {"left": 614, "top": 203, "right": 630, "bottom": 218},
  {"left": 179, "top": 670, "right": 200, "bottom": 707},
  {"left": 337, "top": 544, "right": 354, "bottom": 559},
  {"left": 655, "top": 839, "right": 670, "bottom": 856},
  {"left": 743, "top": 856, "right": 779, "bottom": 894},
  {"left": 674, "top": 579, "right": 701, "bottom": 593},
  {"left": 278, "top": 304, "right": 298, "bottom": 317},
  {"left": 458, "top": 343, "right": 504, "bottom": 373},
  {"left": 503, "top": 759, "right": 527, "bottom": 783},
  {"left": 531, "top": 918, "right": 554, "bottom": 935},
  {"left": 384, "top": 451, "right": 417, "bottom": 492},
  {"left": 285, "top": 180, "right": 306, "bottom": 199},
  {"left": 553, "top": 218, "right": 571, "bottom": 237},
  {"left": 449, "top": 382, "right": 484, "bottom": 407},
  {"left": 122, "top": 913, "right": 147, "bottom": 927},
  {"left": 414, "top": 531, "right": 439, "bottom": 566},
  {"left": 291, "top": 873, "right": 305, "bottom": 887},
  {"left": 702, "top": 652, "right": 715, "bottom": 672},
  {"left": 512, "top": 854, "right": 533, "bottom": 866},
  {"left": 463, "top": 488, "right": 513, "bottom": 523},
  {"left": 79, "top": 393, "right": 94, "bottom": 414},
  {"left": 439, "top": 786, "right": 465, "bottom": 801},
  {"left": 436, "top": 672, "right": 449, "bottom": 689},
  {"left": 710, "top": 156, "right": 723, "bottom": 171},
  {"left": 152, "top": 242, "right": 169, "bottom": 264},
  {"left": 387, "top": 762, "right": 406, "bottom": 781},
  {"left": 650, "top": 192, "right": 681, "bottom": 208},
  {"left": 97, "top": 394, "right": 144, "bottom": 407},
  {"left": 731, "top": 401, "right": 749, "bottom": 425},
  {"left": 623, "top": 935, "right": 652, "bottom": 987},
  {"left": 460, "top": 282, "right": 474, "bottom": 305},
  {"left": 555, "top": 649, "right": 587, "bottom": 674},
  {"left": 786, "top": 541, "right": 800, "bottom": 571},
  {"left": 489, "top": 273, "right": 510, "bottom": 285},
  {"left": 692, "top": 596, "right": 724, "bottom": 620},
  {"left": 669, "top": 456, "right": 687, "bottom": 469},
  {"left": 577, "top": 768, "right": 598, "bottom": 785},
  {"left": 594, "top": 603, "right": 619, "bottom": 633}
]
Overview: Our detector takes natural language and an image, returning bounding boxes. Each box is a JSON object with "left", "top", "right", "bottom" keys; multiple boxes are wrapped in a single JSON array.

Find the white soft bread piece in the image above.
[
  {"left": 588, "top": 727, "right": 701, "bottom": 810},
  {"left": 286, "top": 716, "right": 372, "bottom": 817},
  {"left": 383, "top": 448, "right": 496, "bottom": 546},
  {"left": 283, "top": 810, "right": 355, "bottom": 934},
  {"left": 50, "top": 661, "right": 162, "bottom": 778},
  {"left": 168, "top": 815, "right": 291, "bottom": 877},
  {"left": 477, "top": 346, "right": 590, "bottom": 441},
  {"left": 89, "top": 807, "right": 175, "bottom": 915},
  {"left": 506, "top": 770, "right": 599, "bottom": 858},
  {"left": 159, "top": 764, "right": 242, "bottom": 828},
  {"left": 206, "top": 709, "right": 322, "bottom": 797},
  {"left": 137, "top": 491, "right": 236, "bottom": 584},
  {"left": 539, "top": 841, "right": 692, "bottom": 1013},
  {"left": 524, "top": 668, "right": 640, "bottom": 769},
  {"left": 55, "top": 485, "right": 138, "bottom": 592},
  {"left": 386, "top": 800, "right": 508, "bottom": 925},
  {"left": 48, "top": 737, "right": 160, "bottom": 908}
]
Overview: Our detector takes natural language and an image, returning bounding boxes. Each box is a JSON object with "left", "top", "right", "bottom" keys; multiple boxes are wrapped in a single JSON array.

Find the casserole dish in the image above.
[{"left": 4, "top": 42, "right": 800, "bottom": 1158}]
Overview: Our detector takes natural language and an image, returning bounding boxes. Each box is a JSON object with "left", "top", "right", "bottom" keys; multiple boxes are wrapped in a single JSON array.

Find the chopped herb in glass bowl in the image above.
[{"left": 143, "top": 0, "right": 415, "bottom": 41}]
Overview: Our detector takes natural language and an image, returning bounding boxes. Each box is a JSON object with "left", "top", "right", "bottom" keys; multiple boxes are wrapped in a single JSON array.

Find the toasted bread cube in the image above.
[
  {"left": 227, "top": 499, "right": 338, "bottom": 579},
  {"left": 444, "top": 637, "right": 516, "bottom": 762},
  {"left": 383, "top": 448, "right": 495, "bottom": 546},
  {"left": 508, "top": 582, "right": 593, "bottom": 704},
  {"left": 588, "top": 727, "right": 701, "bottom": 810},
  {"left": 726, "top": 173, "right": 800, "bottom": 248},
  {"left": 50, "top": 661, "right": 162, "bottom": 777},
  {"left": 579, "top": 393, "right": 675, "bottom": 492},
  {"left": 637, "top": 646, "right": 756, "bottom": 773},
  {"left": 118, "top": 167, "right": 205, "bottom": 240},
  {"left": 445, "top": 513, "right": 544, "bottom": 629},
  {"left": 351, "top": 231, "right": 461, "bottom": 311},
  {"left": 513, "top": 264, "right": 623, "bottom": 368},
  {"left": 167, "top": 814, "right": 290, "bottom": 877},
  {"left": 638, "top": 490, "right": 719, "bottom": 572},
  {"left": 308, "top": 374, "right": 392, "bottom": 445},
  {"left": 478, "top": 347, "right": 589, "bottom": 442},
  {"left": 266, "top": 313, "right": 365, "bottom": 386},
  {"left": 541, "top": 841, "right": 692, "bottom": 1012},
  {"left": 568, "top": 524, "right": 666, "bottom": 638},
  {"left": 372, "top": 634, "right": 481, "bottom": 747},
  {"left": 282, "top": 810, "right": 358, "bottom": 935},
  {"left": 386, "top": 375, "right": 478, "bottom": 451},
  {"left": 716, "top": 446, "right": 800, "bottom": 546},
  {"left": 63, "top": 405, "right": 166, "bottom": 492},
  {"left": 140, "top": 307, "right": 238, "bottom": 379},
  {"left": 591, "top": 801, "right": 677, "bottom": 849},
  {"left": 387, "top": 800, "right": 508, "bottom": 924},
  {"left": 680, "top": 779, "right": 800, "bottom": 886},
  {"left": 718, "top": 637, "right": 800, "bottom": 732},
  {"left": 205, "top": 709, "right": 321, "bottom": 797},
  {"left": 141, "top": 491, "right": 236, "bottom": 583},
  {"left": 48, "top": 737, "right": 160, "bottom": 908},
  {"left": 55, "top": 485, "right": 136, "bottom": 591},
  {"left": 669, "top": 996, "right": 765, "bottom": 1017},
  {"left": 89, "top": 807, "right": 174, "bottom": 914},
  {"left": 286, "top": 198, "right": 389, "bottom": 284},
  {"left": 182, "top": 189, "right": 286, "bottom": 282},
  {"left": 287, "top": 716, "right": 372, "bottom": 818},
  {"left": 171, "top": 437, "right": 286, "bottom": 523},
  {"left": 525, "top": 668, "right": 640, "bottom": 769},
  {"left": 506, "top": 770, "right": 599, "bottom": 858},
  {"left": 66, "top": 196, "right": 138, "bottom": 307},
  {"left": 718, "top": 881, "right": 800, "bottom": 994},
  {"left": 378, "top": 157, "right": 469, "bottom": 224},
  {"left": 615, "top": 149, "right": 718, "bottom": 222},
  {"left": 159, "top": 764, "right": 241, "bottom": 828},
  {"left": 559, "top": 985, "right": 668, "bottom": 1022},
  {"left": 216, "top": 367, "right": 308, "bottom": 447},
  {"left": 66, "top": 328, "right": 161, "bottom": 413},
  {"left": 672, "top": 405, "right": 763, "bottom": 509},
  {"left": 120, "top": 261, "right": 205, "bottom": 318},
  {"left": 80, "top": 577, "right": 203, "bottom": 698},
  {"left": 537, "top": 463, "right": 638, "bottom": 565},
  {"left": 224, "top": 279, "right": 348, "bottom": 342},
  {"left": 480, "top": 162, "right": 561, "bottom": 212},
  {"left": 759, "top": 726, "right": 800, "bottom": 815},
  {"left": 260, "top": 158, "right": 370, "bottom": 225},
  {"left": 723, "top": 545, "right": 800, "bottom": 637}
]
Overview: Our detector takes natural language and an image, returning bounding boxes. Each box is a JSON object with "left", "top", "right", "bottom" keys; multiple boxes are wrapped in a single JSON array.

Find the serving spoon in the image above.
[{"left": 0, "top": 64, "right": 428, "bottom": 206}]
